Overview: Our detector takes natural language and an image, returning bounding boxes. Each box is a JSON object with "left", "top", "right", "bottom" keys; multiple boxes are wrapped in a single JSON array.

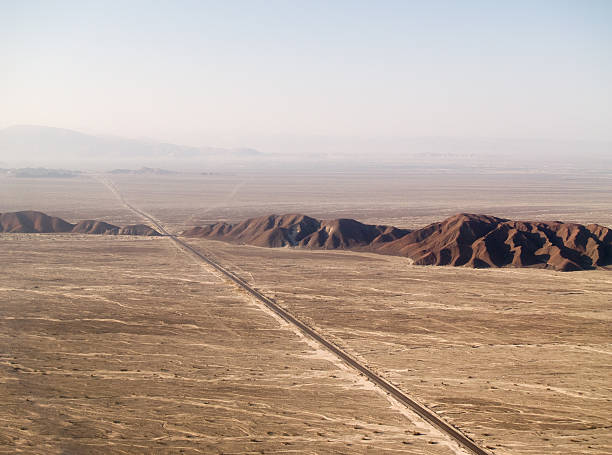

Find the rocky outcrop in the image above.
[
  {"left": 0, "top": 211, "right": 160, "bottom": 237},
  {"left": 183, "top": 213, "right": 611, "bottom": 271}
]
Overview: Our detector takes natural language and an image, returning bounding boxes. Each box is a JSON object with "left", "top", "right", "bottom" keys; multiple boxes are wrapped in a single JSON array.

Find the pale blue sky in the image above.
[{"left": 1, "top": 0, "right": 611, "bottom": 152}]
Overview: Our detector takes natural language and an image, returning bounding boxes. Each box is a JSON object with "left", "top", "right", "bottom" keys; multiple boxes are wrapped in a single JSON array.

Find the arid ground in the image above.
[
  {"left": 2, "top": 233, "right": 471, "bottom": 454},
  {"left": 198, "top": 240, "right": 612, "bottom": 455},
  {"left": 1, "top": 170, "right": 611, "bottom": 454},
  {"left": 3, "top": 169, "right": 611, "bottom": 231}
]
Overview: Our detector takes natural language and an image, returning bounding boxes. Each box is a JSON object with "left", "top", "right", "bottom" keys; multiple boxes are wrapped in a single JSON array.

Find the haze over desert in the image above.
[{"left": 2, "top": 1, "right": 611, "bottom": 454}]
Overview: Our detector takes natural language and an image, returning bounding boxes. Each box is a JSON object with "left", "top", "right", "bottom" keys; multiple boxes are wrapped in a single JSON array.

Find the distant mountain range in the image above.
[
  {"left": 0, "top": 167, "right": 80, "bottom": 178},
  {"left": 0, "top": 125, "right": 262, "bottom": 166},
  {"left": 2, "top": 124, "right": 611, "bottom": 172},
  {"left": 108, "top": 167, "right": 178, "bottom": 175},
  {"left": 2, "top": 209, "right": 610, "bottom": 271},
  {"left": 183, "top": 213, "right": 612, "bottom": 272}
]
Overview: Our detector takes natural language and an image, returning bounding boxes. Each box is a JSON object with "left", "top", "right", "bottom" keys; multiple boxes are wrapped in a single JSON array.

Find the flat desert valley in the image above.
[{"left": 1, "top": 170, "right": 611, "bottom": 454}]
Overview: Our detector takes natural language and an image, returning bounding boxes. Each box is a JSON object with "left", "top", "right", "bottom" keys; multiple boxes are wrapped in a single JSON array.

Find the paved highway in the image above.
[{"left": 99, "top": 176, "right": 491, "bottom": 455}]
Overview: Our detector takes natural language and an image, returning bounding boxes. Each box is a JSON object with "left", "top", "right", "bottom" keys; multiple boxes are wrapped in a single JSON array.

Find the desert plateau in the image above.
[{"left": 1, "top": 171, "right": 611, "bottom": 455}]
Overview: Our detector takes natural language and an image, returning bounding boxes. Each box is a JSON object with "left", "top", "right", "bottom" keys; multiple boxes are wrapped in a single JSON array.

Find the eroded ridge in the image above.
[{"left": 183, "top": 213, "right": 612, "bottom": 271}]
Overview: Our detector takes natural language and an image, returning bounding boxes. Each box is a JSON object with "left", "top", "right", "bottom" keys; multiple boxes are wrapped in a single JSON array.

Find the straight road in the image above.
[{"left": 97, "top": 176, "right": 491, "bottom": 455}]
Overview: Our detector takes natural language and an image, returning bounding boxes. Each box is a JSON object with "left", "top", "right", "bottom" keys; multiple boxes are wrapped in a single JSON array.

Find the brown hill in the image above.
[
  {"left": 72, "top": 220, "right": 120, "bottom": 234},
  {"left": 0, "top": 210, "right": 74, "bottom": 233},
  {"left": 378, "top": 214, "right": 611, "bottom": 271},
  {"left": 182, "top": 214, "right": 408, "bottom": 249},
  {"left": 0, "top": 211, "right": 160, "bottom": 236},
  {"left": 119, "top": 224, "right": 161, "bottom": 236},
  {"left": 183, "top": 213, "right": 611, "bottom": 271}
]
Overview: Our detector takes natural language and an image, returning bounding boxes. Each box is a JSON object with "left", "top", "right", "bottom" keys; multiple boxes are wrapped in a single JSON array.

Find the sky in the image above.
[{"left": 1, "top": 0, "right": 611, "bottom": 153}]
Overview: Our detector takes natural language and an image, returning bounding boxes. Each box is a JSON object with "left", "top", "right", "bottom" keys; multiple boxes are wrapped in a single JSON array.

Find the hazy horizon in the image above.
[
  {"left": 2, "top": 0, "right": 612, "bottom": 158},
  {"left": 1, "top": 123, "right": 611, "bottom": 172}
]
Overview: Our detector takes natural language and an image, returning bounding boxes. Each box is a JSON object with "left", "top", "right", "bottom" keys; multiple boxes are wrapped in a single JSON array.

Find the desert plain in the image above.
[{"left": 1, "top": 169, "right": 611, "bottom": 454}]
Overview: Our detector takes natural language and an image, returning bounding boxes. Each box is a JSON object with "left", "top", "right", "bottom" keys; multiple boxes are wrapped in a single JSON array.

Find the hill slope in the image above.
[
  {"left": 72, "top": 220, "right": 120, "bottom": 234},
  {"left": 183, "top": 214, "right": 409, "bottom": 250},
  {"left": 0, "top": 210, "right": 74, "bottom": 233},
  {"left": 377, "top": 214, "right": 611, "bottom": 271},
  {"left": 183, "top": 213, "right": 611, "bottom": 271},
  {"left": 0, "top": 211, "right": 160, "bottom": 236},
  {"left": 118, "top": 224, "right": 161, "bottom": 236}
]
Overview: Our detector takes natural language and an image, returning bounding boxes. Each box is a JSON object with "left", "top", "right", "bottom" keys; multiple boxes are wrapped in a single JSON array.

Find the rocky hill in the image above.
[
  {"left": 118, "top": 224, "right": 161, "bottom": 236},
  {"left": 0, "top": 211, "right": 160, "bottom": 236},
  {"left": 72, "top": 220, "right": 120, "bottom": 234},
  {"left": 183, "top": 213, "right": 611, "bottom": 271},
  {"left": 0, "top": 210, "right": 74, "bottom": 233},
  {"left": 183, "top": 214, "right": 409, "bottom": 249}
]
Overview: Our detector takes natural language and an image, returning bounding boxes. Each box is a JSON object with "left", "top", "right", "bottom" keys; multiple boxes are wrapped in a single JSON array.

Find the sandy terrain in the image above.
[
  {"left": 0, "top": 175, "right": 140, "bottom": 226},
  {"left": 0, "top": 234, "right": 466, "bottom": 454},
  {"left": 1, "top": 171, "right": 611, "bottom": 454},
  {"left": 4, "top": 170, "right": 607, "bottom": 232},
  {"left": 102, "top": 170, "right": 612, "bottom": 231},
  {"left": 186, "top": 239, "right": 612, "bottom": 455}
]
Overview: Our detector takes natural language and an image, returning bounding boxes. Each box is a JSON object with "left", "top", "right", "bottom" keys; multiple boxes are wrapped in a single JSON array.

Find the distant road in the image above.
[{"left": 97, "top": 175, "right": 491, "bottom": 455}]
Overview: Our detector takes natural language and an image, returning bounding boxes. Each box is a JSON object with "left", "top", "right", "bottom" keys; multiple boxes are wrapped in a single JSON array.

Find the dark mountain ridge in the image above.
[
  {"left": 0, "top": 211, "right": 160, "bottom": 236},
  {"left": 183, "top": 214, "right": 409, "bottom": 250},
  {"left": 183, "top": 213, "right": 611, "bottom": 271}
]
